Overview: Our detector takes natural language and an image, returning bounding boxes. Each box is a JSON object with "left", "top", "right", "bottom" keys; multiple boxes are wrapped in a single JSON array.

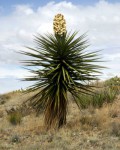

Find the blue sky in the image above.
[
  {"left": 0, "top": 0, "right": 102, "bottom": 6},
  {"left": 0, "top": 0, "right": 120, "bottom": 93},
  {"left": 0, "top": 0, "right": 119, "bottom": 6},
  {"left": 0, "top": 0, "right": 119, "bottom": 14}
]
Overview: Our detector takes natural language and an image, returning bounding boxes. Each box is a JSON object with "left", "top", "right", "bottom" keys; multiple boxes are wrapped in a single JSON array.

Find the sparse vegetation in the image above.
[
  {"left": 0, "top": 94, "right": 11, "bottom": 105},
  {"left": 0, "top": 83, "right": 119, "bottom": 149},
  {"left": 8, "top": 111, "right": 22, "bottom": 125},
  {"left": 78, "top": 86, "right": 118, "bottom": 109},
  {"left": 110, "top": 121, "right": 120, "bottom": 137},
  {"left": 105, "top": 76, "right": 120, "bottom": 93}
]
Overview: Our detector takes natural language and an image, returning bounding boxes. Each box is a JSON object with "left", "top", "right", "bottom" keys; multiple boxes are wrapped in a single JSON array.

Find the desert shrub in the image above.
[
  {"left": 8, "top": 111, "right": 22, "bottom": 125},
  {"left": 105, "top": 76, "right": 120, "bottom": 86},
  {"left": 80, "top": 115, "right": 100, "bottom": 129},
  {"left": 0, "top": 94, "right": 11, "bottom": 105},
  {"left": 110, "top": 121, "right": 120, "bottom": 137},
  {"left": 78, "top": 94, "right": 92, "bottom": 109},
  {"left": 11, "top": 135, "right": 21, "bottom": 143},
  {"left": 105, "top": 76, "right": 120, "bottom": 94},
  {"left": 78, "top": 87, "right": 117, "bottom": 109},
  {"left": 92, "top": 87, "right": 117, "bottom": 107},
  {"left": 105, "top": 88, "right": 117, "bottom": 103},
  {"left": 0, "top": 110, "right": 4, "bottom": 118},
  {"left": 109, "top": 109, "right": 119, "bottom": 118},
  {"left": 92, "top": 90, "right": 106, "bottom": 107}
]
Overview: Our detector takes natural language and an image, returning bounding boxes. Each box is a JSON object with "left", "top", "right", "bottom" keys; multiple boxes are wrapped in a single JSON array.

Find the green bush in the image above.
[
  {"left": 78, "top": 94, "right": 92, "bottom": 109},
  {"left": 8, "top": 111, "right": 22, "bottom": 125},
  {"left": 105, "top": 76, "right": 120, "bottom": 86},
  {"left": 92, "top": 88, "right": 117, "bottom": 107},
  {"left": 105, "top": 88, "right": 117, "bottom": 103},
  {"left": 78, "top": 87, "right": 117, "bottom": 109},
  {"left": 105, "top": 76, "right": 120, "bottom": 94},
  {"left": 92, "top": 90, "right": 106, "bottom": 107}
]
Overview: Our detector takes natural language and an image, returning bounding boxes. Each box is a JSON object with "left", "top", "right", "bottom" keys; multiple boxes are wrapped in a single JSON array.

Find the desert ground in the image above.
[{"left": 0, "top": 90, "right": 120, "bottom": 150}]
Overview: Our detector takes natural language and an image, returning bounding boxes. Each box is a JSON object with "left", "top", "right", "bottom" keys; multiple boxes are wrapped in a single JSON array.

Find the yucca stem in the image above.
[{"left": 44, "top": 90, "right": 67, "bottom": 129}]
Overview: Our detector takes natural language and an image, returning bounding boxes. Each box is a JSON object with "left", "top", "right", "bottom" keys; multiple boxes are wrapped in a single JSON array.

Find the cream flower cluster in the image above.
[{"left": 53, "top": 14, "right": 66, "bottom": 35}]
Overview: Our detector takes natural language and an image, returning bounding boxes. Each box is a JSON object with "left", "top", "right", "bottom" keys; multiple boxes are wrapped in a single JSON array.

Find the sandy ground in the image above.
[{"left": 0, "top": 91, "right": 120, "bottom": 150}]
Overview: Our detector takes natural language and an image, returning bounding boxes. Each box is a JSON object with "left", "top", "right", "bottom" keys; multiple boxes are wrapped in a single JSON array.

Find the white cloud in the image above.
[
  {"left": 104, "top": 53, "right": 120, "bottom": 61},
  {"left": 14, "top": 4, "right": 34, "bottom": 15},
  {"left": 0, "top": 66, "right": 32, "bottom": 79},
  {"left": 0, "top": 0, "right": 120, "bottom": 80}
]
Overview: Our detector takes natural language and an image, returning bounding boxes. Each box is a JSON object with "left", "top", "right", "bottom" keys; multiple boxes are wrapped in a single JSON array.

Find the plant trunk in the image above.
[{"left": 45, "top": 91, "right": 67, "bottom": 129}]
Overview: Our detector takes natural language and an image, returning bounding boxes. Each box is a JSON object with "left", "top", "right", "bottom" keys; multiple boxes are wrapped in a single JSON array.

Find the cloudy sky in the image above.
[{"left": 0, "top": 0, "right": 120, "bottom": 93}]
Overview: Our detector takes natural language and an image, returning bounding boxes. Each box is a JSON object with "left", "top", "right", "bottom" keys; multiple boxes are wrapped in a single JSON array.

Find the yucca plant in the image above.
[{"left": 21, "top": 14, "right": 104, "bottom": 129}]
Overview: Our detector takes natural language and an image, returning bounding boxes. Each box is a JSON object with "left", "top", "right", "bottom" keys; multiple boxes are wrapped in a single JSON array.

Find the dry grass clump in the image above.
[
  {"left": 0, "top": 93, "right": 11, "bottom": 105},
  {"left": 0, "top": 109, "right": 4, "bottom": 118},
  {"left": 108, "top": 96, "right": 120, "bottom": 118},
  {"left": 109, "top": 105, "right": 120, "bottom": 118},
  {"left": 79, "top": 106, "right": 109, "bottom": 130},
  {"left": 8, "top": 111, "right": 22, "bottom": 125},
  {"left": 109, "top": 120, "right": 120, "bottom": 137}
]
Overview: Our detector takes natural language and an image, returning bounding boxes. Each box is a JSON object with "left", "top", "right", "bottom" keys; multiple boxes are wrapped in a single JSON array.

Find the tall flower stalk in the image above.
[{"left": 21, "top": 14, "right": 104, "bottom": 129}]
